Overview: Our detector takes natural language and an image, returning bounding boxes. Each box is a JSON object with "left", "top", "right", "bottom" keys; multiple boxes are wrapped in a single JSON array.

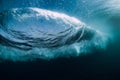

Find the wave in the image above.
[{"left": 0, "top": 7, "right": 108, "bottom": 61}]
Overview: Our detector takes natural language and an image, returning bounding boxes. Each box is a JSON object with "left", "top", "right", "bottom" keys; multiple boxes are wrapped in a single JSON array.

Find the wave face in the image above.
[{"left": 0, "top": 8, "right": 108, "bottom": 61}]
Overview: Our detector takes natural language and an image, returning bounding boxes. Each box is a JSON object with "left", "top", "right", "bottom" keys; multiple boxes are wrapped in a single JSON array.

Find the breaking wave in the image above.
[{"left": 0, "top": 7, "right": 108, "bottom": 61}]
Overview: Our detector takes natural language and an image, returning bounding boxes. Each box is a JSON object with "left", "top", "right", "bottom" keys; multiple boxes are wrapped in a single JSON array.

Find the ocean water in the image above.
[
  {"left": 0, "top": 0, "right": 111, "bottom": 61},
  {"left": 0, "top": 7, "right": 109, "bottom": 61},
  {"left": 0, "top": 0, "right": 120, "bottom": 80}
]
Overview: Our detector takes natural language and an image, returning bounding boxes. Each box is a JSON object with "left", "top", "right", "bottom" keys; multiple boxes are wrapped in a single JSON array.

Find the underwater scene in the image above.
[{"left": 0, "top": 0, "right": 120, "bottom": 80}]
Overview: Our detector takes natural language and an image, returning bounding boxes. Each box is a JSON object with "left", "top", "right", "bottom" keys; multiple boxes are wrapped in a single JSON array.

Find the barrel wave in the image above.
[{"left": 0, "top": 7, "right": 108, "bottom": 61}]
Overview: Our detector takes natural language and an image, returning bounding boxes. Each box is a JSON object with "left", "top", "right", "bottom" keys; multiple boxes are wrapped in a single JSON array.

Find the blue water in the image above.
[
  {"left": 0, "top": 7, "right": 109, "bottom": 61},
  {"left": 0, "top": 0, "right": 119, "bottom": 61},
  {"left": 1, "top": 0, "right": 120, "bottom": 80}
]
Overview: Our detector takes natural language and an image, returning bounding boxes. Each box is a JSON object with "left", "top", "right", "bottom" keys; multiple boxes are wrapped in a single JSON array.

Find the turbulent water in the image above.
[{"left": 0, "top": 7, "right": 109, "bottom": 61}]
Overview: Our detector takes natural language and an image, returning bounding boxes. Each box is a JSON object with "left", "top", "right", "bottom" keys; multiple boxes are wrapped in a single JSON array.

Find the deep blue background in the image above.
[{"left": 0, "top": 0, "right": 120, "bottom": 80}]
